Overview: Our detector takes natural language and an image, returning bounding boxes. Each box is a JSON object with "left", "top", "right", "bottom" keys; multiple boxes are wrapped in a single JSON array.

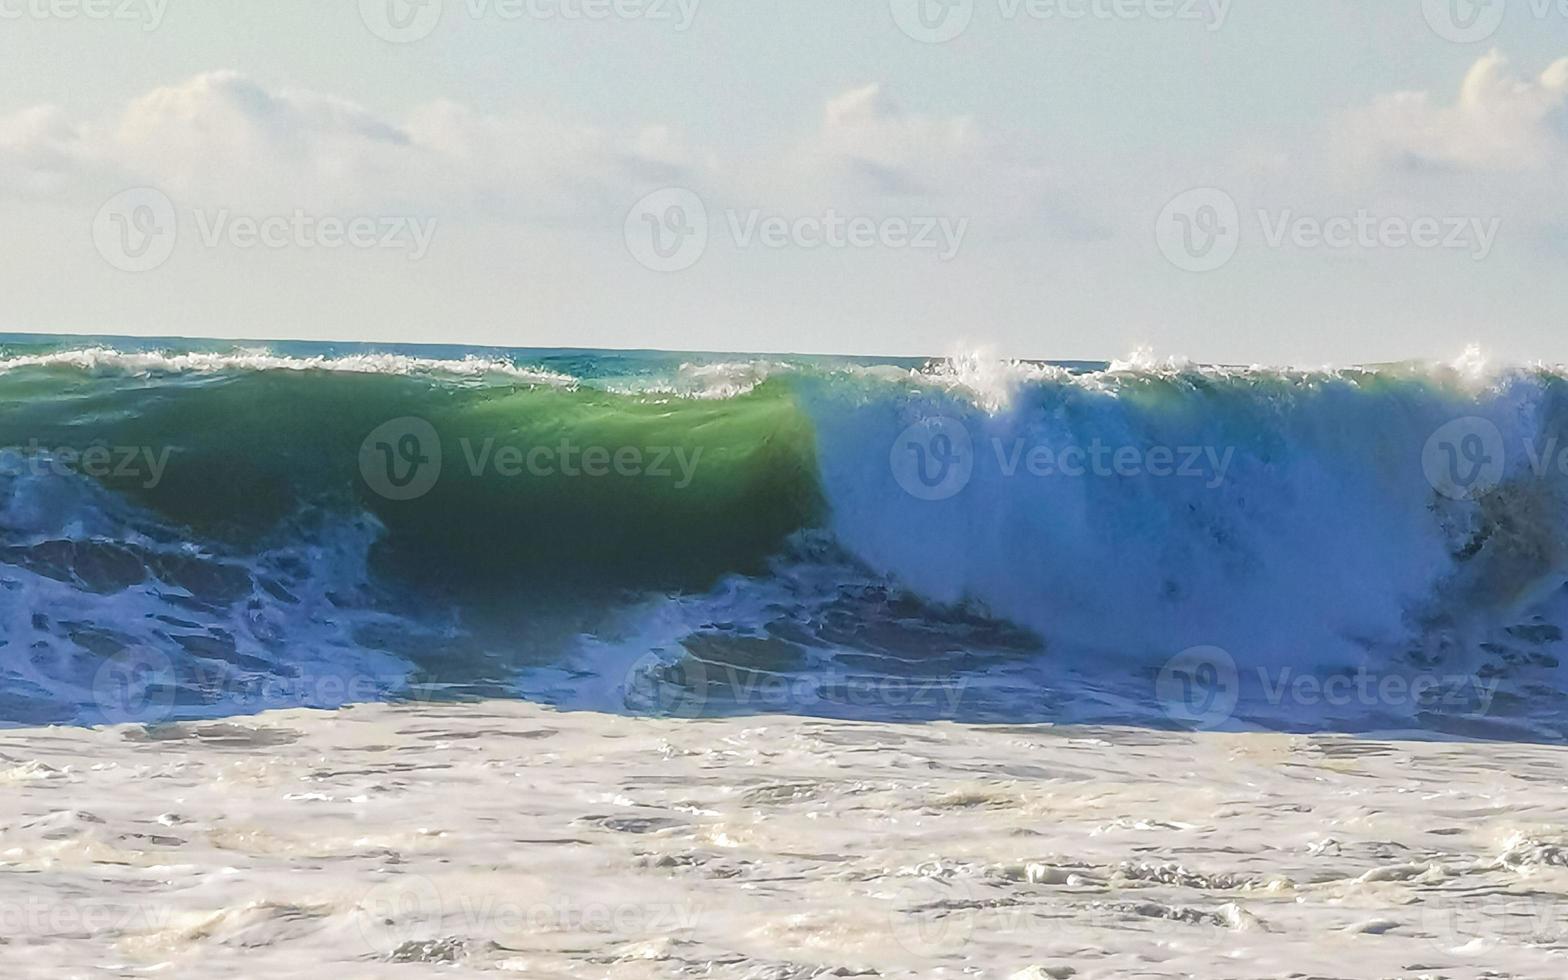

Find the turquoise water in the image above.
[{"left": 2, "top": 333, "right": 1566, "bottom": 740}]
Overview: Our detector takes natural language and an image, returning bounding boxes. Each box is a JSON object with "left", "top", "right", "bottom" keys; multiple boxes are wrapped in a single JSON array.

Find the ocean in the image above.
[
  {"left": 2, "top": 332, "right": 1564, "bottom": 740},
  {"left": 8, "top": 332, "right": 1568, "bottom": 977}
]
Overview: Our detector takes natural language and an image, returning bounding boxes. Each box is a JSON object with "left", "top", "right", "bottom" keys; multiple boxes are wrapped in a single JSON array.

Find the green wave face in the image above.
[
  {"left": 0, "top": 369, "right": 824, "bottom": 597},
  {"left": 13, "top": 341, "right": 1568, "bottom": 736}
]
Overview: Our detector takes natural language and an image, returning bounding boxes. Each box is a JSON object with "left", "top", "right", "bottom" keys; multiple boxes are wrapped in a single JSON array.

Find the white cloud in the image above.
[
  {"left": 113, "top": 71, "right": 410, "bottom": 203},
  {"left": 0, "top": 105, "right": 96, "bottom": 197},
  {"left": 747, "top": 82, "right": 1083, "bottom": 239},
  {"left": 397, "top": 100, "right": 709, "bottom": 221},
  {"left": 1333, "top": 51, "right": 1568, "bottom": 179},
  {"left": 811, "top": 82, "right": 983, "bottom": 196},
  {"left": 1223, "top": 51, "right": 1568, "bottom": 237},
  {"left": 0, "top": 70, "right": 711, "bottom": 217},
  {"left": 0, "top": 71, "right": 1076, "bottom": 243}
]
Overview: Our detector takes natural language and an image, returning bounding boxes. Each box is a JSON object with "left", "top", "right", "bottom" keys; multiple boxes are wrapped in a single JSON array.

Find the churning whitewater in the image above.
[{"left": 2, "top": 335, "right": 1567, "bottom": 738}]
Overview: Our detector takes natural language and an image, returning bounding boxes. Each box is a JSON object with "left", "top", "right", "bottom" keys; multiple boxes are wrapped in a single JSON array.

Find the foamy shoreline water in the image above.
[{"left": 2, "top": 702, "right": 1566, "bottom": 978}]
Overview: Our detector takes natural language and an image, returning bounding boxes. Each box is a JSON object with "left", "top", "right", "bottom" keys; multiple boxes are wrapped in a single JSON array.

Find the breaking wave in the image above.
[{"left": 3, "top": 336, "right": 1567, "bottom": 736}]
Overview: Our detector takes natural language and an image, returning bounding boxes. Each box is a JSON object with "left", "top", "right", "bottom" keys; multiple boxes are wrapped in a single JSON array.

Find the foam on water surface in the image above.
[{"left": 1, "top": 333, "right": 1567, "bottom": 736}]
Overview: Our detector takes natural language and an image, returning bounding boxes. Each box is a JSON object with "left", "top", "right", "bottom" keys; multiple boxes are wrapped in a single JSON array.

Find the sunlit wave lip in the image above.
[
  {"left": 0, "top": 347, "right": 579, "bottom": 387},
  {"left": 898, "top": 344, "right": 1540, "bottom": 415},
  {"left": 601, "top": 360, "right": 799, "bottom": 400}
]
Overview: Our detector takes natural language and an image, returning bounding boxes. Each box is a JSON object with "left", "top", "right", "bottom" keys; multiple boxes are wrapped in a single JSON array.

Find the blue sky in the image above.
[{"left": 2, "top": 1, "right": 1566, "bottom": 363}]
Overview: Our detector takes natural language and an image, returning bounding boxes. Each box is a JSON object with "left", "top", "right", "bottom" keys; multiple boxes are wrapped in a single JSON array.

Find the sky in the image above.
[{"left": 1, "top": 0, "right": 1566, "bottom": 364}]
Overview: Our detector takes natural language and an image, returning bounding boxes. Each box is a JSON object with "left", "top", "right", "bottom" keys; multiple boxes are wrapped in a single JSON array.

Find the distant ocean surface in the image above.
[{"left": 2, "top": 332, "right": 1566, "bottom": 739}]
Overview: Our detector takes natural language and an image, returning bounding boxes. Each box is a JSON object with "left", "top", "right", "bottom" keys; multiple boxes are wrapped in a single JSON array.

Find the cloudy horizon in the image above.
[{"left": 2, "top": 1, "right": 1567, "bottom": 364}]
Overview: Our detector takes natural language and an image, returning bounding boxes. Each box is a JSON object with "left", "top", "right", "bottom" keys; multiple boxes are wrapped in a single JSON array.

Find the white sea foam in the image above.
[
  {"left": 605, "top": 360, "right": 796, "bottom": 400},
  {"left": 0, "top": 464, "right": 414, "bottom": 724},
  {"left": 0, "top": 347, "right": 577, "bottom": 386},
  {"left": 4, "top": 699, "right": 1567, "bottom": 977},
  {"left": 807, "top": 352, "right": 1568, "bottom": 675}
]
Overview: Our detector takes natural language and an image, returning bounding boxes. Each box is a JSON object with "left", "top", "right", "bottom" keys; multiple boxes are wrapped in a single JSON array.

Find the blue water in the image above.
[{"left": 2, "top": 333, "right": 1566, "bottom": 741}]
